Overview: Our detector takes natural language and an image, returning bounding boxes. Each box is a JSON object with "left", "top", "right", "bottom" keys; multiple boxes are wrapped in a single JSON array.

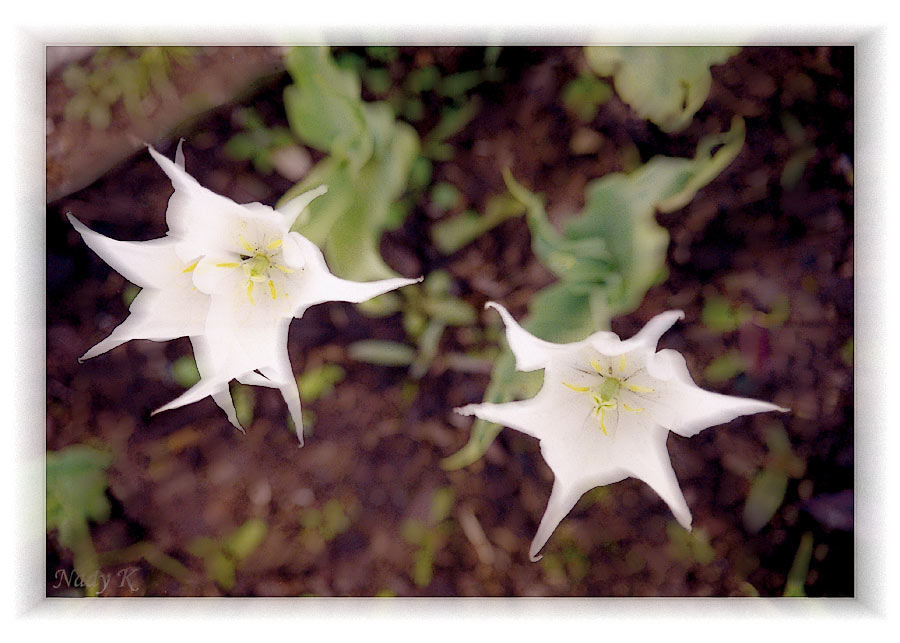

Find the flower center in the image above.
[
  {"left": 562, "top": 356, "right": 653, "bottom": 436},
  {"left": 209, "top": 235, "right": 296, "bottom": 305}
]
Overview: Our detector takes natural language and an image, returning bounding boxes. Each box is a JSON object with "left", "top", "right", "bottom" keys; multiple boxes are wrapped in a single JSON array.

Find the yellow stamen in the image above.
[
  {"left": 266, "top": 238, "right": 283, "bottom": 250},
  {"left": 619, "top": 355, "right": 626, "bottom": 372},
  {"left": 274, "top": 263, "right": 295, "bottom": 274},
  {"left": 590, "top": 359, "right": 605, "bottom": 374},
  {"left": 268, "top": 279, "right": 277, "bottom": 300},
  {"left": 247, "top": 281, "right": 255, "bottom": 305},
  {"left": 626, "top": 384, "right": 655, "bottom": 394},
  {"left": 239, "top": 236, "right": 255, "bottom": 254},
  {"left": 599, "top": 408, "right": 608, "bottom": 435},
  {"left": 215, "top": 262, "right": 240, "bottom": 268},
  {"left": 182, "top": 260, "right": 198, "bottom": 273},
  {"left": 563, "top": 382, "right": 590, "bottom": 393},
  {"left": 623, "top": 404, "right": 644, "bottom": 413}
]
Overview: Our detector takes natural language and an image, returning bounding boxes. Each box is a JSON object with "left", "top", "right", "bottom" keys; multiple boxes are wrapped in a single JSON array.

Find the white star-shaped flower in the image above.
[
  {"left": 71, "top": 143, "right": 419, "bottom": 442},
  {"left": 457, "top": 302, "right": 788, "bottom": 560}
]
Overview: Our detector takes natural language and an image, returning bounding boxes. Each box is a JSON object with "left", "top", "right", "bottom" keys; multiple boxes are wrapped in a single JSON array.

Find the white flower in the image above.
[
  {"left": 456, "top": 302, "right": 788, "bottom": 561},
  {"left": 71, "top": 143, "right": 419, "bottom": 442}
]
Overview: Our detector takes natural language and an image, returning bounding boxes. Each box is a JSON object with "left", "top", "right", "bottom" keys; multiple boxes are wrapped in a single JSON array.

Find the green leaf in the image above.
[
  {"left": 230, "top": 383, "right": 255, "bottom": 428},
  {"left": 363, "top": 67, "right": 393, "bottom": 96},
  {"left": 783, "top": 532, "right": 814, "bottom": 597},
  {"left": 585, "top": 46, "right": 740, "bottom": 132},
  {"left": 430, "top": 182, "right": 463, "bottom": 213},
  {"left": 223, "top": 518, "right": 268, "bottom": 562},
  {"left": 297, "top": 364, "right": 346, "bottom": 402},
  {"left": 282, "top": 53, "right": 420, "bottom": 283},
  {"left": 283, "top": 47, "right": 372, "bottom": 170},
  {"left": 424, "top": 99, "right": 480, "bottom": 152},
  {"left": 430, "top": 193, "right": 526, "bottom": 254},
  {"left": 349, "top": 340, "right": 416, "bottom": 367},
  {"left": 742, "top": 467, "right": 789, "bottom": 534},
  {"left": 171, "top": 355, "right": 200, "bottom": 388},
  {"left": 366, "top": 46, "right": 399, "bottom": 63},
  {"left": 405, "top": 66, "right": 440, "bottom": 93},
  {"left": 704, "top": 351, "right": 745, "bottom": 383},
  {"left": 561, "top": 74, "right": 613, "bottom": 122},
  {"left": 224, "top": 132, "right": 260, "bottom": 161},
  {"left": 438, "top": 70, "right": 484, "bottom": 98},
  {"left": 47, "top": 445, "right": 113, "bottom": 594},
  {"left": 206, "top": 550, "right": 236, "bottom": 591},
  {"left": 429, "top": 487, "right": 456, "bottom": 524}
]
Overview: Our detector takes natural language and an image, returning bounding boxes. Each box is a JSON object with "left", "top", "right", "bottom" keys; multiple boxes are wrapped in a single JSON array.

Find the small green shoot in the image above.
[
  {"left": 187, "top": 518, "right": 268, "bottom": 592},
  {"left": 401, "top": 487, "right": 456, "bottom": 587},
  {"left": 47, "top": 445, "right": 114, "bottom": 596}
]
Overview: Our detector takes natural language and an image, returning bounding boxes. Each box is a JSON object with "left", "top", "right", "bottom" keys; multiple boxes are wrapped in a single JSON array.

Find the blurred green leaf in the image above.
[
  {"left": 349, "top": 340, "right": 416, "bottom": 366},
  {"left": 366, "top": 46, "right": 399, "bottom": 63},
  {"left": 122, "top": 284, "right": 140, "bottom": 307},
  {"left": 438, "top": 70, "right": 483, "bottom": 98},
  {"left": 47, "top": 445, "right": 113, "bottom": 596},
  {"left": 781, "top": 146, "right": 816, "bottom": 189},
  {"left": 429, "top": 487, "right": 456, "bottom": 523},
  {"left": 423, "top": 99, "right": 480, "bottom": 159},
  {"left": 783, "top": 532, "right": 814, "bottom": 597},
  {"left": 405, "top": 66, "right": 440, "bottom": 93},
  {"left": 297, "top": 364, "right": 346, "bottom": 403},
  {"left": 840, "top": 338, "right": 853, "bottom": 367},
  {"left": 230, "top": 383, "right": 255, "bottom": 428},
  {"left": 282, "top": 50, "right": 420, "bottom": 283},
  {"left": 431, "top": 193, "right": 526, "bottom": 254},
  {"left": 430, "top": 182, "right": 463, "bottom": 213},
  {"left": 742, "top": 467, "right": 789, "bottom": 534},
  {"left": 585, "top": 46, "right": 740, "bottom": 132},
  {"left": 363, "top": 67, "right": 393, "bottom": 96},
  {"left": 704, "top": 350, "right": 745, "bottom": 383},
  {"left": 171, "top": 355, "right": 201, "bottom": 388},
  {"left": 561, "top": 74, "right": 613, "bottom": 122},
  {"left": 223, "top": 518, "right": 268, "bottom": 562}
]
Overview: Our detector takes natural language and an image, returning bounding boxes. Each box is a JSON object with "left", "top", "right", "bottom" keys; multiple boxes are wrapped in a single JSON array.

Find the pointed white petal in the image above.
[
  {"left": 174, "top": 139, "right": 185, "bottom": 169},
  {"left": 238, "top": 371, "right": 279, "bottom": 388},
  {"left": 277, "top": 185, "right": 328, "bottom": 229},
  {"left": 79, "top": 287, "right": 208, "bottom": 361},
  {"left": 613, "top": 420, "right": 693, "bottom": 529},
  {"left": 485, "top": 302, "right": 567, "bottom": 372},
  {"left": 283, "top": 232, "right": 419, "bottom": 314},
  {"left": 455, "top": 399, "right": 545, "bottom": 440},
  {"left": 529, "top": 480, "right": 587, "bottom": 561},
  {"left": 648, "top": 349, "right": 788, "bottom": 437},
  {"left": 191, "top": 336, "right": 244, "bottom": 433},
  {"left": 147, "top": 144, "right": 202, "bottom": 193},
  {"left": 589, "top": 310, "right": 685, "bottom": 355},
  {"left": 67, "top": 214, "right": 181, "bottom": 289},
  {"left": 281, "top": 232, "right": 307, "bottom": 270},
  {"left": 152, "top": 376, "right": 231, "bottom": 416}
]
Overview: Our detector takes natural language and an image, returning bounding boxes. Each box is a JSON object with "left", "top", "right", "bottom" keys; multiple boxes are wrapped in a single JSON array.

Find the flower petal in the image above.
[
  {"left": 648, "top": 349, "right": 789, "bottom": 437},
  {"left": 485, "top": 302, "right": 567, "bottom": 372},
  {"left": 152, "top": 375, "right": 232, "bottom": 417},
  {"left": 67, "top": 214, "right": 182, "bottom": 289},
  {"left": 612, "top": 419, "right": 693, "bottom": 529},
  {"left": 529, "top": 480, "right": 587, "bottom": 561},
  {"left": 283, "top": 232, "right": 419, "bottom": 315},
  {"left": 191, "top": 335, "right": 244, "bottom": 433},
  {"left": 455, "top": 398, "right": 545, "bottom": 440},
  {"left": 80, "top": 286, "right": 208, "bottom": 361},
  {"left": 277, "top": 185, "right": 328, "bottom": 229},
  {"left": 588, "top": 310, "right": 685, "bottom": 356}
]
